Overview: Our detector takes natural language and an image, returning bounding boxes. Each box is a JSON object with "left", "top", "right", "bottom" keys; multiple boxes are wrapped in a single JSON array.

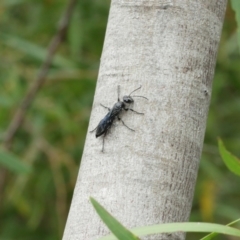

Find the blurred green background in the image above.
[{"left": 0, "top": 1, "right": 239, "bottom": 240}]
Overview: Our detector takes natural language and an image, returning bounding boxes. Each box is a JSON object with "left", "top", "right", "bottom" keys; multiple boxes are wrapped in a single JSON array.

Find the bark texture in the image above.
[{"left": 63, "top": 1, "right": 227, "bottom": 239}]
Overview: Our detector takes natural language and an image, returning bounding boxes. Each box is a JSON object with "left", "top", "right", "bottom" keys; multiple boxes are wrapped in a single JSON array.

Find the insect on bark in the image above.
[{"left": 90, "top": 85, "right": 148, "bottom": 152}]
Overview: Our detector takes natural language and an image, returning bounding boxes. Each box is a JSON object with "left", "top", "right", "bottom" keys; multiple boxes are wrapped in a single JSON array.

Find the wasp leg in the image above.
[
  {"left": 102, "top": 131, "right": 108, "bottom": 152},
  {"left": 90, "top": 126, "right": 97, "bottom": 133},
  {"left": 124, "top": 108, "right": 144, "bottom": 115},
  {"left": 117, "top": 85, "right": 120, "bottom": 102},
  {"left": 118, "top": 117, "right": 135, "bottom": 131},
  {"left": 100, "top": 104, "right": 111, "bottom": 111}
]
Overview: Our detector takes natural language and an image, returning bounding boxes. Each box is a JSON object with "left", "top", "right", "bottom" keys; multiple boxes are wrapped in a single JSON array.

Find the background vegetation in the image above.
[{"left": 0, "top": 1, "right": 239, "bottom": 239}]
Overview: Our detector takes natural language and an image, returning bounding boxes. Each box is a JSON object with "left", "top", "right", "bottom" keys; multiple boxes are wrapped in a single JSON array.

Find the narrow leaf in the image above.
[
  {"left": 99, "top": 222, "right": 240, "bottom": 240},
  {"left": 200, "top": 218, "right": 240, "bottom": 240},
  {"left": 0, "top": 149, "right": 32, "bottom": 174},
  {"left": 91, "top": 198, "right": 240, "bottom": 240},
  {"left": 90, "top": 197, "right": 140, "bottom": 240},
  {"left": 218, "top": 138, "right": 240, "bottom": 176},
  {"left": 0, "top": 32, "right": 76, "bottom": 68},
  {"left": 231, "top": 0, "right": 240, "bottom": 51}
]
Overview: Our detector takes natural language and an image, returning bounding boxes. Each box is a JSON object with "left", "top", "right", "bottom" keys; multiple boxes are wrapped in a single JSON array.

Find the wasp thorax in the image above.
[{"left": 123, "top": 96, "right": 134, "bottom": 104}]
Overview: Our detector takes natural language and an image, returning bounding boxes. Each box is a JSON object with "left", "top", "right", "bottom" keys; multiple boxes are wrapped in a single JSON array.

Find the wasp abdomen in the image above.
[{"left": 95, "top": 113, "right": 114, "bottom": 138}]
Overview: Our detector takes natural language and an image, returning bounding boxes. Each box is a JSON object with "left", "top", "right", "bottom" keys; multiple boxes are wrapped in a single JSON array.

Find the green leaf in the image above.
[
  {"left": 218, "top": 138, "right": 240, "bottom": 176},
  {"left": 0, "top": 32, "right": 76, "bottom": 69},
  {"left": 90, "top": 197, "right": 140, "bottom": 240},
  {"left": 99, "top": 222, "right": 240, "bottom": 240},
  {"left": 2, "top": 0, "right": 27, "bottom": 7},
  {"left": 231, "top": 0, "right": 240, "bottom": 51},
  {"left": 0, "top": 149, "right": 32, "bottom": 174},
  {"left": 68, "top": 10, "right": 83, "bottom": 59},
  {"left": 91, "top": 198, "right": 240, "bottom": 240},
  {"left": 200, "top": 218, "right": 240, "bottom": 240}
]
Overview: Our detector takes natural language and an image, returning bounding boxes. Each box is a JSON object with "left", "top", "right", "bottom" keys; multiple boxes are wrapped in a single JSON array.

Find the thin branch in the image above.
[
  {"left": 0, "top": 0, "right": 77, "bottom": 208},
  {"left": 3, "top": 0, "right": 77, "bottom": 150}
]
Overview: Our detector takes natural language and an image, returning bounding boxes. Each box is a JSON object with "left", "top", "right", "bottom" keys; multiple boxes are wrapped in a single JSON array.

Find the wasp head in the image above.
[
  {"left": 123, "top": 96, "right": 134, "bottom": 104},
  {"left": 122, "top": 85, "right": 148, "bottom": 105}
]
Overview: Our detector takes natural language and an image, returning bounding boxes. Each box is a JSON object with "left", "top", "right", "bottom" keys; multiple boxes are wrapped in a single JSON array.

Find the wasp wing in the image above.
[{"left": 96, "top": 112, "right": 114, "bottom": 137}]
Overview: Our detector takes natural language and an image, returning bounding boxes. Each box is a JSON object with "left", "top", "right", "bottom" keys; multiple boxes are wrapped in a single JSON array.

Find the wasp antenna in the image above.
[
  {"left": 129, "top": 85, "right": 142, "bottom": 96},
  {"left": 131, "top": 95, "right": 148, "bottom": 100}
]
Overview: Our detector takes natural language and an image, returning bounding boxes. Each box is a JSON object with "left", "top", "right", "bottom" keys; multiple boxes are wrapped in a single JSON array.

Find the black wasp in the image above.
[{"left": 90, "top": 85, "right": 148, "bottom": 152}]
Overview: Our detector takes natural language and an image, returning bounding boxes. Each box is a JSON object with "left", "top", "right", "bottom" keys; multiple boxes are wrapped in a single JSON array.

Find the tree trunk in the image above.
[{"left": 63, "top": 1, "right": 227, "bottom": 240}]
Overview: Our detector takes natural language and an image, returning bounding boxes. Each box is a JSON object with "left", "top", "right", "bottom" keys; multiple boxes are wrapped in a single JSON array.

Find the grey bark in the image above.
[{"left": 63, "top": 1, "right": 227, "bottom": 240}]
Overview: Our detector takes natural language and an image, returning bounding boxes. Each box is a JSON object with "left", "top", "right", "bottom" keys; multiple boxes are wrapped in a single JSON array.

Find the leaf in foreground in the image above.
[
  {"left": 200, "top": 218, "right": 240, "bottom": 240},
  {"left": 99, "top": 222, "right": 240, "bottom": 240},
  {"left": 90, "top": 198, "right": 240, "bottom": 240},
  {"left": 90, "top": 197, "right": 140, "bottom": 240},
  {"left": 218, "top": 138, "right": 240, "bottom": 176}
]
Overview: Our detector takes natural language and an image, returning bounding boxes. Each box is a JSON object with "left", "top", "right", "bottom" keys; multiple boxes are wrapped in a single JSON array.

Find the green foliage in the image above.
[
  {"left": 0, "top": 1, "right": 240, "bottom": 240},
  {"left": 231, "top": 0, "right": 240, "bottom": 50},
  {"left": 0, "top": 0, "right": 110, "bottom": 239},
  {"left": 90, "top": 198, "right": 140, "bottom": 240},
  {"left": 0, "top": 32, "right": 76, "bottom": 68},
  {"left": 189, "top": 2, "right": 240, "bottom": 239},
  {"left": 90, "top": 197, "right": 240, "bottom": 240},
  {"left": 200, "top": 218, "right": 240, "bottom": 240},
  {"left": 0, "top": 148, "right": 32, "bottom": 174},
  {"left": 218, "top": 138, "right": 240, "bottom": 176}
]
